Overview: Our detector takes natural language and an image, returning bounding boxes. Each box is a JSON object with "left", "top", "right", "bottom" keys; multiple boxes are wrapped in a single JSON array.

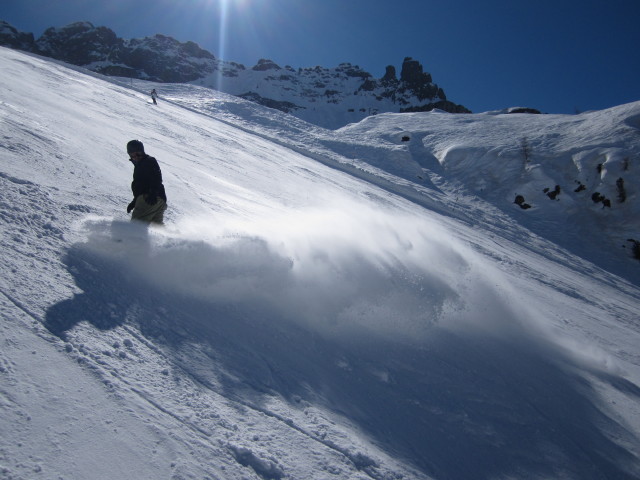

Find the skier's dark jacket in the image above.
[{"left": 130, "top": 154, "right": 167, "bottom": 202}]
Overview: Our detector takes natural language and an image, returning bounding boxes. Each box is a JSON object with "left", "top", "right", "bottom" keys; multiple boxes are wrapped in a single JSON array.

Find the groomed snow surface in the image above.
[{"left": 1, "top": 46, "right": 640, "bottom": 480}]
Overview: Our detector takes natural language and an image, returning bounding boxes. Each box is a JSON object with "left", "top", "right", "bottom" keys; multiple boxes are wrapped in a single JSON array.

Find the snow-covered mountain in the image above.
[
  {"left": 0, "top": 20, "right": 470, "bottom": 129},
  {"left": 1, "top": 46, "right": 640, "bottom": 480}
]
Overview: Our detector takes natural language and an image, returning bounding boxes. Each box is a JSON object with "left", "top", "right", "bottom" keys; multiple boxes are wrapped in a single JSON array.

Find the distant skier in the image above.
[
  {"left": 150, "top": 89, "right": 158, "bottom": 105},
  {"left": 126, "top": 140, "right": 167, "bottom": 224}
]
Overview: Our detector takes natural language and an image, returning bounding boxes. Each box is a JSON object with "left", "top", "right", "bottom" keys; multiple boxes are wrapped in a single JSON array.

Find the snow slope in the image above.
[{"left": 1, "top": 46, "right": 640, "bottom": 480}]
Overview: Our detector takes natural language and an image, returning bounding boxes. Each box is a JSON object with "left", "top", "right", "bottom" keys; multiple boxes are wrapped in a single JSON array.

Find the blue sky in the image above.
[{"left": 2, "top": 0, "right": 639, "bottom": 114}]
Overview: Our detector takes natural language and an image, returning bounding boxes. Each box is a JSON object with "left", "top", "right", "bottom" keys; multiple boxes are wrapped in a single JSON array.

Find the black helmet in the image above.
[{"left": 127, "top": 139, "right": 144, "bottom": 154}]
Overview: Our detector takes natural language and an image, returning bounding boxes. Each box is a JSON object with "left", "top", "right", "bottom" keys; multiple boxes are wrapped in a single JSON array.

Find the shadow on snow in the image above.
[{"left": 44, "top": 220, "right": 640, "bottom": 480}]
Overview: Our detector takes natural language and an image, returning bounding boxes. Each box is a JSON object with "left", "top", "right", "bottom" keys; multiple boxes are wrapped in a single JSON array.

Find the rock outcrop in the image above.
[{"left": 0, "top": 20, "right": 471, "bottom": 128}]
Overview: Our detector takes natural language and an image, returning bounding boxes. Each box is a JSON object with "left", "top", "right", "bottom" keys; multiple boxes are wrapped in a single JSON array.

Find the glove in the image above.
[
  {"left": 145, "top": 193, "right": 157, "bottom": 205},
  {"left": 127, "top": 199, "right": 136, "bottom": 213}
]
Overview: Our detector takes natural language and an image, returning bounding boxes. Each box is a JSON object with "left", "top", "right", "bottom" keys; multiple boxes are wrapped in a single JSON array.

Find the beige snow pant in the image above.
[{"left": 131, "top": 195, "right": 167, "bottom": 224}]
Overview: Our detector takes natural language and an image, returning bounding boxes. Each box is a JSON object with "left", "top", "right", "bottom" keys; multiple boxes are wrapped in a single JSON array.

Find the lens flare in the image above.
[{"left": 214, "top": 0, "right": 229, "bottom": 90}]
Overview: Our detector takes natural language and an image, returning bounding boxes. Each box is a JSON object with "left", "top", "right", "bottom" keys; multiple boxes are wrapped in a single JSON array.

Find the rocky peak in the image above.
[
  {"left": 396, "top": 57, "right": 444, "bottom": 102},
  {"left": 117, "top": 34, "right": 216, "bottom": 82},
  {"left": 382, "top": 65, "right": 398, "bottom": 83},
  {"left": 127, "top": 34, "right": 214, "bottom": 60},
  {"left": 252, "top": 59, "right": 282, "bottom": 71},
  {"left": 335, "top": 63, "right": 370, "bottom": 79},
  {"left": 400, "top": 57, "right": 433, "bottom": 85},
  {"left": 35, "top": 22, "right": 122, "bottom": 65},
  {"left": 0, "top": 20, "right": 35, "bottom": 50},
  {"left": 31, "top": 22, "right": 217, "bottom": 82}
]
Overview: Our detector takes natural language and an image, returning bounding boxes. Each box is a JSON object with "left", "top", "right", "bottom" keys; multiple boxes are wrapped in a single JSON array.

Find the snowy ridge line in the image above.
[
  {"left": 160, "top": 88, "right": 476, "bottom": 226},
  {"left": 0, "top": 45, "right": 132, "bottom": 95},
  {"left": 276, "top": 141, "right": 475, "bottom": 226}
]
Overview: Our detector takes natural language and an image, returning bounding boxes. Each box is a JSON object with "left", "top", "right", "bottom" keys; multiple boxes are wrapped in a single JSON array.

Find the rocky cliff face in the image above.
[
  {"left": 32, "top": 22, "right": 217, "bottom": 82},
  {"left": 0, "top": 20, "right": 35, "bottom": 50},
  {"left": 0, "top": 20, "right": 470, "bottom": 128}
]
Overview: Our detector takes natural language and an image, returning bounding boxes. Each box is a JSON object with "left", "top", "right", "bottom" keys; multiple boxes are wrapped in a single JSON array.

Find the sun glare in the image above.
[
  {"left": 214, "top": 0, "right": 252, "bottom": 88},
  {"left": 200, "top": 0, "right": 270, "bottom": 89}
]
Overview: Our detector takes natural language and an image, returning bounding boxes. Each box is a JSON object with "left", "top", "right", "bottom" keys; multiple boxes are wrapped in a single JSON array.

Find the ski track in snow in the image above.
[{"left": 1, "top": 46, "right": 640, "bottom": 480}]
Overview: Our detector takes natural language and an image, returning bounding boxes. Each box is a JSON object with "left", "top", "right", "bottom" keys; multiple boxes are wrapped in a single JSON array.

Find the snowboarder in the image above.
[
  {"left": 150, "top": 89, "right": 158, "bottom": 105},
  {"left": 126, "top": 140, "right": 167, "bottom": 224}
]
